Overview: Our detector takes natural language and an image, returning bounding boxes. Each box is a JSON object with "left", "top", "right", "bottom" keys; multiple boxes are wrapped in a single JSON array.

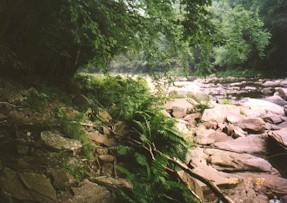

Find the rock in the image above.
[
  {"left": 261, "top": 87, "right": 273, "bottom": 95},
  {"left": 219, "top": 123, "right": 248, "bottom": 138},
  {"left": 186, "top": 147, "right": 209, "bottom": 167},
  {"left": 226, "top": 113, "right": 246, "bottom": 123},
  {"left": 0, "top": 168, "right": 58, "bottom": 203},
  {"left": 263, "top": 113, "right": 283, "bottom": 124},
  {"left": 278, "top": 88, "right": 287, "bottom": 100},
  {"left": 87, "top": 131, "right": 116, "bottom": 147},
  {"left": 204, "top": 149, "right": 278, "bottom": 174},
  {"left": 41, "top": 131, "right": 82, "bottom": 154},
  {"left": 183, "top": 112, "right": 201, "bottom": 127},
  {"left": 195, "top": 126, "right": 231, "bottom": 145},
  {"left": 72, "top": 94, "right": 91, "bottom": 110},
  {"left": 221, "top": 182, "right": 268, "bottom": 203},
  {"left": 164, "top": 99, "right": 194, "bottom": 118},
  {"left": 242, "top": 98, "right": 284, "bottom": 115},
  {"left": 263, "top": 95, "right": 287, "bottom": 106},
  {"left": 262, "top": 80, "right": 282, "bottom": 87},
  {"left": 99, "top": 155, "right": 115, "bottom": 162},
  {"left": 191, "top": 164, "right": 242, "bottom": 189},
  {"left": 234, "top": 172, "right": 287, "bottom": 195},
  {"left": 70, "top": 180, "right": 113, "bottom": 203},
  {"left": 265, "top": 123, "right": 281, "bottom": 130},
  {"left": 201, "top": 104, "right": 242, "bottom": 123},
  {"left": 19, "top": 172, "right": 58, "bottom": 203},
  {"left": 278, "top": 121, "right": 287, "bottom": 128},
  {"left": 48, "top": 168, "right": 75, "bottom": 189},
  {"left": 235, "top": 118, "right": 266, "bottom": 133},
  {"left": 0, "top": 168, "right": 33, "bottom": 200},
  {"left": 214, "top": 134, "right": 267, "bottom": 155},
  {"left": 269, "top": 128, "right": 287, "bottom": 150},
  {"left": 202, "top": 120, "right": 218, "bottom": 129},
  {"left": 177, "top": 171, "right": 204, "bottom": 199}
]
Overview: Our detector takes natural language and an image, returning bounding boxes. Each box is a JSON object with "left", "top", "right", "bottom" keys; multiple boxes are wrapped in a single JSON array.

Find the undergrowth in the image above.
[{"left": 75, "top": 73, "right": 200, "bottom": 203}]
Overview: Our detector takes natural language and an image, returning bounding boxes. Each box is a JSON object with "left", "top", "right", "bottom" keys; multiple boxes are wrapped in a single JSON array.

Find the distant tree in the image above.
[{"left": 193, "top": 0, "right": 271, "bottom": 74}]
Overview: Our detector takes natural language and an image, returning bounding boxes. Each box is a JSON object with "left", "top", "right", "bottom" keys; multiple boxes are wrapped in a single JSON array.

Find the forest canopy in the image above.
[{"left": 0, "top": 0, "right": 286, "bottom": 81}]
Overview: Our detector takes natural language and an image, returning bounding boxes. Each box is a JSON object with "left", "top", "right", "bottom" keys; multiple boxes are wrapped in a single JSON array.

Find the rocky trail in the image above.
[{"left": 161, "top": 76, "right": 287, "bottom": 202}]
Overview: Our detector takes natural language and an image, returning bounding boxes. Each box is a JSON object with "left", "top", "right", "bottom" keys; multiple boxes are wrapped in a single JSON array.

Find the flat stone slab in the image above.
[
  {"left": 204, "top": 149, "right": 278, "bottom": 174},
  {"left": 41, "top": 131, "right": 82, "bottom": 153},
  {"left": 214, "top": 134, "right": 267, "bottom": 155}
]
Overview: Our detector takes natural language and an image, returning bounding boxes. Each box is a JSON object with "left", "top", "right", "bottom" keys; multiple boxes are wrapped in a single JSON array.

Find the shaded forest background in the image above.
[{"left": 0, "top": 0, "right": 287, "bottom": 82}]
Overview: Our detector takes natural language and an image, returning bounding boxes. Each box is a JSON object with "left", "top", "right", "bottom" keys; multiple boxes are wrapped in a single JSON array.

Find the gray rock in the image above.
[
  {"left": 195, "top": 126, "right": 231, "bottom": 145},
  {"left": 261, "top": 87, "right": 273, "bottom": 95},
  {"left": 278, "top": 121, "right": 287, "bottom": 128},
  {"left": 269, "top": 128, "right": 287, "bottom": 150},
  {"left": 242, "top": 98, "right": 284, "bottom": 115},
  {"left": 204, "top": 149, "right": 278, "bottom": 174},
  {"left": 235, "top": 118, "right": 266, "bottom": 133},
  {"left": 226, "top": 113, "right": 246, "bottom": 123},
  {"left": 263, "top": 95, "right": 287, "bottom": 106},
  {"left": 70, "top": 180, "right": 113, "bottom": 203},
  {"left": 0, "top": 168, "right": 57, "bottom": 203},
  {"left": 191, "top": 164, "right": 242, "bottom": 189},
  {"left": 164, "top": 99, "right": 194, "bottom": 118},
  {"left": 263, "top": 113, "right": 283, "bottom": 124},
  {"left": 214, "top": 134, "right": 267, "bottom": 155},
  {"left": 201, "top": 104, "right": 242, "bottom": 123},
  {"left": 234, "top": 172, "right": 287, "bottom": 196},
  {"left": 19, "top": 172, "right": 58, "bottom": 203},
  {"left": 278, "top": 88, "right": 287, "bottom": 100},
  {"left": 41, "top": 131, "right": 82, "bottom": 154},
  {"left": 262, "top": 80, "right": 282, "bottom": 87}
]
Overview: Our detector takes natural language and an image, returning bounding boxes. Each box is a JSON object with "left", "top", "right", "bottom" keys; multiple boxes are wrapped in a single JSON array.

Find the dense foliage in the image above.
[
  {"left": 0, "top": 0, "right": 211, "bottom": 82},
  {"left": 194, "top": 0, "right": 271, "bottom": 73}
]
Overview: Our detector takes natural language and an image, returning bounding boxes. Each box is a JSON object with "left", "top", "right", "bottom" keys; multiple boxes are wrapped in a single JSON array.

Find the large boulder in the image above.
[
  {"left": 204, "top": 149, "right": 278, "bottom": 174},
  {"left": 201, "top": 104, "right": 242, "bottom": 123},
  {"left": 214, "top": 134, "right": 267, "bottom": 155},
  {"left": 235, "top": 118, "right": 266, "bottom": 133},
  {"left": 242, "top": 98, "right": 284, "bottom": 116},
  {"left": 164, "top": 99, "right": 194, "bottom": 118}
]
